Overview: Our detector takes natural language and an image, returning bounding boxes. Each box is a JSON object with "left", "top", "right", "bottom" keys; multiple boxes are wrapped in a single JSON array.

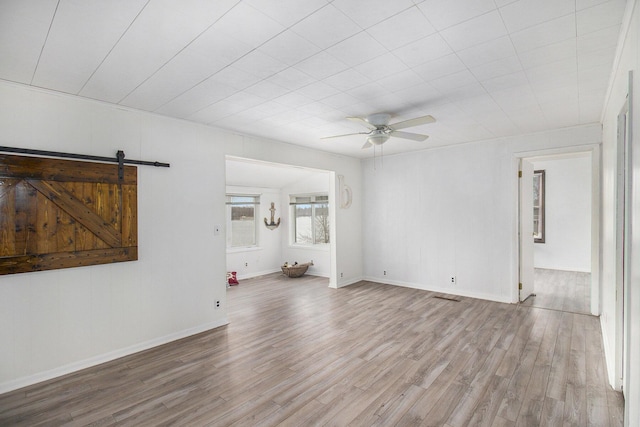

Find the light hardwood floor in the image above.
[
  {"left": 521, "top": 269, "right": 591, "bottom": 315},
  {"left": 0, "top": 273, "right": 624, "bottom": 426}
]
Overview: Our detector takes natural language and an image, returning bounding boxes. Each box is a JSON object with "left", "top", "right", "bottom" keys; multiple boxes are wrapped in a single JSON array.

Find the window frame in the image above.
[
  {"left": 289, "top": 193, "right": 330, "bottom": 246},
  {"left": 226, "top": 194, "right": 260, "bottom": 249}
]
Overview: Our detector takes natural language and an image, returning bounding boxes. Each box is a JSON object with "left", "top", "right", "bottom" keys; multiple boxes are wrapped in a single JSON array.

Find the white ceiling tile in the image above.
[
  {"left": 320, "top": 92, "right": 362, "bottom": 109},
  {"left": 296, "top": 81, "right": 342, "bottom": 101},
  {"left": 291, "top": 4, "right": 359, "bottom": 49},
  {"left": 454, "top": 94, "right": 504, "bottom": 116},
  {"left": 297, "top": 101, "right": 342, "bottom": 117},
  {"left": 272, "top": 91, "right": 314, "bottom": 108},
  {"left": 525, "top": 58, "right": 577, "bottom": 85},
  {"left": 471, "top": 56, "right": 523, "bottom": 81},
  {"left": 491, "top": 86, "right": 539, "bottom": 110},
  {"left": 325, "top": 32, "right": 387, "bottom": 67},
  {"left": 499, "top": 0, "right": 575, "bottom": 33},
  {"left": 155, "top": 81, "right": 233, "bottom": 118},
  {"left": 579, "top": 63, "right": 614, "bottom": 86},
  {"left": 80, "top": 0, "right": 243, "bottom": 103},
  {"left": 366, "top": 6, "right": 436, "bottom": 50},
  {"left": 443, "top": 82, "right": 489, "bottom": 103},
  {"left": 188, "top": 101, "right": 239, "bottom": 124},
  {"left": 210, "top": 66, "right": 264, "bottom": 91},
  {"left": 213, "top": 2, "right": 285, "bottom": 48},
  {"left": 578, "top": 47, "right": 616, "bottom": 72},
  {"left": 534, "top": 86, "right": 579, "bottom": 105},
  {"left": 121, "top": 50, "right": 228, "bottom": 111},
  {"left": 156, "top": 66, "right": 259, "bottom": 117},
  {"left": 376, "top": 69, "right": 425, "bottom": 93},
  {"left": 392, "top": 33, "right": 452, "bottom": 68},
  {"left": 346, "top": 82, "right": 391, "bottom": 102},
  {"left": 244, "top": 0, "right": 328, "bottom": 27},
  {"left": 0, "top": 0, "right": 58, "bottom": 84},
  {"left": 576, "top": 0, "right": 612, "bottom": 10},
  {"left": 267, "top": 68, "right": 316, "bottom": 91},
  {"left": 510, "top": 14, "right": 576, "bottom": 53},
  {"left": 221, "top": 49, "right": 285, "bottom": 82},
  {"left": 577, "top": 25, "right": 621, "bottom": 55},
  {"left": 121, "top": 29, "right": 251, "bottom": 111},
  {"left": 439, "top": 11, "right": 508, "bottom": 51},
  {"left": 293, "top": 51, "right": 349, "bottom": 80},
  {"left": 257, "top": 30, "right": 320, "bottom": 66},
  {"left": 428, "top": 70, "right": 478, "bottom": 92},
  {"left": 507, "top": 106, "right": 548, "bottom": 133},
  {"left": 332, "top": 0, "right": 415, "bottom": 29},
  {"left": 32, "top": 0, "right": 147, "bottom": 94},
  {"left": 354, "top": 53, "right": 411, "bottom": 81},
  {"left": 417, "top": 0, "right": 496, "bottom": 30},
  {"left": 456, "top": 36, "right": 517, "bottom": 68},
  {"left": 541, "top": 100, "right": 580, "bottom": 125},
  {"left": 323, "top": 68, "right": 371, "bottom": 91},
  {"left": 576, "top": 0, "right": 626, "bottom": 35},
  {"left": 481, "top": 71, "right": 529, "bottom": 92},
  {"left": 517, "top": 39, "right": 576, "bottom": 69},
  {"left": 243, "top": 80, "right": 289, "bottom": 100},
  {"left": 225, "top": 91, "right": 268, "bottom": 109},
  {"left": 579, "top": 102, "right": 603, "bottom": 123},
  {"left": 412, "top": 54, "right": 467, "bottom": 81},
  {"left": 494, "top": 0, "right": 519, "bottom": 7},
  {"left": 392, "top": 82, "right": 444, "bottom": 107}
]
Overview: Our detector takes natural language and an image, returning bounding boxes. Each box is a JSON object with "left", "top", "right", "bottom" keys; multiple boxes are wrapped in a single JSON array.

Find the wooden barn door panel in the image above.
[{"left": 0, "top": 154, "right": 137, "bottom": 275}]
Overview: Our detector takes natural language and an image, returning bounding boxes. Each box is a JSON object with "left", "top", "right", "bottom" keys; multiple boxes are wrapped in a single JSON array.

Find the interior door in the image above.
[{"left": 519, "top": 159, "right": 535, "bottom": 302}]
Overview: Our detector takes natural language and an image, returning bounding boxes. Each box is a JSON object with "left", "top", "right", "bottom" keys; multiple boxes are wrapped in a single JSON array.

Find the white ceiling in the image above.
[
  {"left": 226, "top": 157, "right": 328, "bottom": 188},
  {"left": 0, "top": 0, "right": 627, "bottom": 158}
]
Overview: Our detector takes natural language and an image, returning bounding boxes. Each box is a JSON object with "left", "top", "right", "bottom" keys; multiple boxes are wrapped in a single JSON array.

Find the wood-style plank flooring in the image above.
[
  {"left": 521, "top": 269, "right": 591, "bottom": 314},
  {"left": 0, "top": 273, "right": 624, "bottom": 426}
]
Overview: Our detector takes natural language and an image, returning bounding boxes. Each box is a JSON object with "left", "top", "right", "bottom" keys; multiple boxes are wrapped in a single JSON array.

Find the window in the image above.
[
  {"left": 226, "top": 195, "right": 259, "bottom": 248},
  {"left": 533, "top": 170, "right": 545, "bottom": 243},
  {"left": 290, "top": 194, "right": 329, "bottom": 245}
]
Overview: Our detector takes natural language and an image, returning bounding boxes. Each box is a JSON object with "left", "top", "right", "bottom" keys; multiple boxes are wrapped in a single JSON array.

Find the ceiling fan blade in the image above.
[
  {"left": 321, "top": 132, "right": 370, "bottom": 140},
  {"left": 361, "top": 141, "right": 373, "bottom": 149},
  {"left": 389, "top": 115, "right": 435, "bottom": 130},
  {"left": 391, "top": 131, "right": 429, "bottom": 142},
  {"left": 347, "top": 117, "right": 377, "bottom": 130}
]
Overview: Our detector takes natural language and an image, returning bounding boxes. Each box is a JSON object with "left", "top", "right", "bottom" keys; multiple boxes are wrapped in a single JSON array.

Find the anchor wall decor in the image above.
[{"left": 264, "top": 202, "right": 281, "bottom": 230}]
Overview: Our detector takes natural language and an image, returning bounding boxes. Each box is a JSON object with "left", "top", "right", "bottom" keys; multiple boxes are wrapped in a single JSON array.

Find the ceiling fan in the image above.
[{"left": 322, "top": 113, "right": 435, "bottom": 149}]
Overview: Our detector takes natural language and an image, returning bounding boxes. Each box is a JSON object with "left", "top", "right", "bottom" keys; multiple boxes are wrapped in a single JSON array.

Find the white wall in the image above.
[
  {"left": 226, "top": 186, "right": 283, "bottom": 280},
  {"left": 362, "top": 125, "right": 602, "bottom": 304},
  {"left": 600, "top": 0, "right": 639, "bottom": 423},
  {"left": 0, "top": 81, "right": 362, "bottom": 392},
  {"left": 532, "top": 155, "right": 592, "bottom": 272}
]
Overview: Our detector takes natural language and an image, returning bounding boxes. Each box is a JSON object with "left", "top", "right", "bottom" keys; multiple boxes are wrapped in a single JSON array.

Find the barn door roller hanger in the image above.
[{"left": 0, "top": 146, "right": 169, "bottom": 181}]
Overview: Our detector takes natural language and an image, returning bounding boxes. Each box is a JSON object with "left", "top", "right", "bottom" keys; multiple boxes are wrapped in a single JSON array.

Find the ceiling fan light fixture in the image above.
[{"left": 367, "top": 133, "right": 390, "bottom": 146}]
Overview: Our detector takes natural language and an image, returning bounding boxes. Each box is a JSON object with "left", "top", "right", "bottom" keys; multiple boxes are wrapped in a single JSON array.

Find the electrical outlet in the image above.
[
  {"left": 245, "top": 262, "right": 248, "bottom": 267},
  {"left": 450, "top": 276, "right": 456, "bottom": 284},
  {"left": 215, "top": 300, "right": 220, "bottom": 308},
  {"left": 384, "top": 270, "right": 387, "bottom": 276},
  {"left": 340, "top": 272, "right": 343, "bottom": 278}
]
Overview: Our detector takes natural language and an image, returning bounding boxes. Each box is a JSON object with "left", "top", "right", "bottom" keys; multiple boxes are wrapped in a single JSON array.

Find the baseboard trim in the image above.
[
  {"left": 0, "top": 318, "right": 229, "bottom": 394},
  {"left": 361, "top": 276, "right": 512, "bottom": 304},
  {"left": 236, "top": 268, "right": 281, "bottom": 280},
  {"left": 336, "top": 276, "right": 364, "bottom": 288}
]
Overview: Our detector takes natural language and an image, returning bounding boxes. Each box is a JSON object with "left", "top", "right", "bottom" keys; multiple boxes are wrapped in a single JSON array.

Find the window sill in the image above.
[
  {"left": 227, "top": 246, "right": 262, "bottom": 254},
  {"left": 288, "top": 244, "right": 330, "bottom": 252}
]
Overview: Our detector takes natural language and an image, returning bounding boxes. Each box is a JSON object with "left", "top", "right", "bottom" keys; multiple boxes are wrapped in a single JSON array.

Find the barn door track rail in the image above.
[{"left": 0, "top": 146, "right": 169, "bottom": 181}]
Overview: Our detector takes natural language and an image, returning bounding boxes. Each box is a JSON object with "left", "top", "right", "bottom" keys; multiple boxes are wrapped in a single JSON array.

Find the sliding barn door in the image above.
[{"left": 0, "top": 154, "right": 137, "bottom": 275}]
